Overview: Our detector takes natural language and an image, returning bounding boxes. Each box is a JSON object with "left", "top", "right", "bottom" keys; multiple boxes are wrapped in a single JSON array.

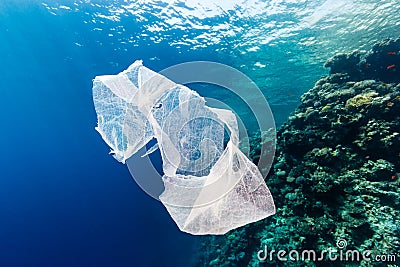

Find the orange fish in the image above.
[
  {"left": 365, "top": 63, "right": 370, "bottom": 68},
  {"left": 387, "top": 51, "right": 396, "bottom": 55},
  {"left": 387, "top": 64, "right": 396, "bottom": 70}
]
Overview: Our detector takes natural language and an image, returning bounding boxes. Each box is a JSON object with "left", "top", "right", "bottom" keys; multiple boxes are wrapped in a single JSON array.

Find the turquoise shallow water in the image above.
[
  {"left": 0, "top": 1, "right": 399, "bottom": 266},
  {"left": 38, "top": 0, "right": 400, "bottom": 121}
]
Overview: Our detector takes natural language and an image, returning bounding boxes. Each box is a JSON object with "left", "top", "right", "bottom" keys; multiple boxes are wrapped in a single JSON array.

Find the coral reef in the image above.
[
  {"left": 196, "top": 38, "right": 400, "bottom": 266},
  {"left": 324, "top": 38, "right": 400, "bottom": 83}
]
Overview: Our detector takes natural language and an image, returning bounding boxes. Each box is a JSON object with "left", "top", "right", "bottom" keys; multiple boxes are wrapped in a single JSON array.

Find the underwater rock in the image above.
[
  {"left": 196, "top": 39, "right": 400, "bottom": 267},
  {"left": 324, "top": 50, "right": 363, "bottom": 80},
  {"left": 325, "top": 38, "right": 400, "bottom": 84}
]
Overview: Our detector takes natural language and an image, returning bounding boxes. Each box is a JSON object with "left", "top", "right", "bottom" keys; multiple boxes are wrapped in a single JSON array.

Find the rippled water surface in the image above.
[{"left": 39, "top": 0, "right": 400, "bottom": 123}]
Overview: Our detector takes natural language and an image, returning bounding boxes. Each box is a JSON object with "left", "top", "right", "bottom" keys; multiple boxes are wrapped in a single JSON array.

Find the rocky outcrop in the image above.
[{"left": 196, "top": 38, "right": 400, "bottom": 267}]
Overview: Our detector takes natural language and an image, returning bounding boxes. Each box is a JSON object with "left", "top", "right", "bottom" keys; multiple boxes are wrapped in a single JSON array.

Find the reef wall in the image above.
[{"left": 196, "top": 38, "right": 400, "bottom": 267}]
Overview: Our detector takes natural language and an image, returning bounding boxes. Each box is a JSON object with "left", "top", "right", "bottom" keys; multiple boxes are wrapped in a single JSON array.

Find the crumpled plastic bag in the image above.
[{"left": 92, "top": 60, "right": 275, "bottom": 235}]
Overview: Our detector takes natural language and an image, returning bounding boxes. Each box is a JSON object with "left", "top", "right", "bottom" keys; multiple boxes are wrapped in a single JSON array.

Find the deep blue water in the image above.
[
  {"left": 1, "top": 0, "right": 399, "bottom": 266},
  {"left": 0, "top": 3, "right": 200, "bottom": 267}
]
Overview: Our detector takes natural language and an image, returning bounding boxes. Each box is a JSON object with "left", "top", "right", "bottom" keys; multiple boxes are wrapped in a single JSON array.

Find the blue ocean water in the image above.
[{"left": 0, "top": 1, "right": 399, "bottom": 266}]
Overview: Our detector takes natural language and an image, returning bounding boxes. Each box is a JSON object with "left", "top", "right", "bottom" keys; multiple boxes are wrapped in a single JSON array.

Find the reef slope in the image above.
[{"left": 196, "top": 38, "right": 400, "bottom": 267}]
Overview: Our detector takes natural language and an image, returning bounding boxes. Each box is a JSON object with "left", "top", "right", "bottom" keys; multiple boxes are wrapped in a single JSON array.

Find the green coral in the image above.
[{"left": 345, "top": 92, "right": 377, "bottom": 108}]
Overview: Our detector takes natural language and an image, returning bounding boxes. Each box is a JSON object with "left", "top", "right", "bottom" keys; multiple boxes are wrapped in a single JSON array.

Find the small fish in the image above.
[
  {"left": 365, "top": 63, "right": 370, "bottom": 68},
  {"left": 387, "top": 51, "right": 396, "bottom": 55},
  {"left": 387, "top": 64, "right": 396, "bottom": 70}
]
